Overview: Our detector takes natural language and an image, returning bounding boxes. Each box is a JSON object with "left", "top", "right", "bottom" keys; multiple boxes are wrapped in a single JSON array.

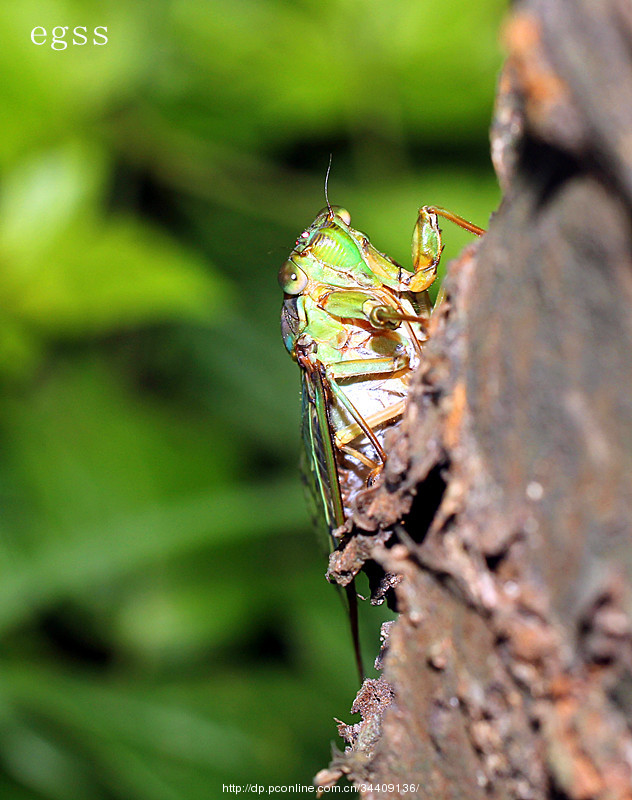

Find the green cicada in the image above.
[{"left": 279, "top": 198, "right": 483, "bottom": 675}]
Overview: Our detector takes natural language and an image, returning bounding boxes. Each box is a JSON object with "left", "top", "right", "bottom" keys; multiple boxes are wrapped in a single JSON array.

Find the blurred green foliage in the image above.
[{"left": 0, "top": 0, "right": 504, "bottom": 796}]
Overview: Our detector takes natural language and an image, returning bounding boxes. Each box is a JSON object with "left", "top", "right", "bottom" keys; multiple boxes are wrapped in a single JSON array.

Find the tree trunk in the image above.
[{"left": 320, "top": 2, "right": 632, "bottom": 797}]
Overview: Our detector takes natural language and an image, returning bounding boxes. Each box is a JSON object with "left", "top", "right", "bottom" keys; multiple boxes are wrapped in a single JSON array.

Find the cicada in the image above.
[{"left": 279, "top": 200, "right": 483, "bottom": 675}]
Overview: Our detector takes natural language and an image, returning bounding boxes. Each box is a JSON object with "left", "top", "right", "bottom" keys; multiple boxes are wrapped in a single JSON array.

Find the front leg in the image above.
[
  {"left": 409, "top": 207, "right": 444, "bottom": 292},
  {"left": 321, "top": 289, "right": 425, "bottom": 330},
  {"left": 409, "top": 205, "right": 485, "bottom": 292}
]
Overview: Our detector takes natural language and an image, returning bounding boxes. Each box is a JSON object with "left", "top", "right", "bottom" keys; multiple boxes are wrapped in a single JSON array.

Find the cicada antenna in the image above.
[{"left": 324, "top": 154, "right": 333, "bottom": 219}]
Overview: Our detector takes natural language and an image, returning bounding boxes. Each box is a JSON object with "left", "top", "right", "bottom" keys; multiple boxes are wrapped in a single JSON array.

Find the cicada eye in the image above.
[
  {"left": 333, "top": 207, "right": 351, "bottom": 225},
  {"left": 278, "top": 260, "right": 308, "bottom": 295},
  {"left": 314, "top": 206, "right": 351, "bottom": 226}
]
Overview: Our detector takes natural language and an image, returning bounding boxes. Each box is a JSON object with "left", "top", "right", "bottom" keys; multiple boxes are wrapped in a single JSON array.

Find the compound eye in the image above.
[
  {"left": 278, "top": 260, "right": 308, "bottom": 295},
  {"left": 333, "top": 207, "right": 351, "bottom": 225}
]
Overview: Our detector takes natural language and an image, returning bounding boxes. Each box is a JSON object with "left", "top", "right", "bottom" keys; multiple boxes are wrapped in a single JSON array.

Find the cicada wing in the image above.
[
  {"left": 299, "top": 448, "right": 333, "bottom": 555},
  {"left": 300, "top": 366, "right": 345, "bottom": 548},
  {"left": 300, "top": 365, "right": 364, "bottom": 679}
]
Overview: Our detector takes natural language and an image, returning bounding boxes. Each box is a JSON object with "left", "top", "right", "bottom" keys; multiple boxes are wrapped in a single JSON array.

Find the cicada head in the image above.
[{"left": 283, "top": 207, "right": 379, "bottom": 291}]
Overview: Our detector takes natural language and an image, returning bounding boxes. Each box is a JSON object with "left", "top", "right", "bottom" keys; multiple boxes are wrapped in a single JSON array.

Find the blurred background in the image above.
[{"left": 0, "top": 0, "right": 504, "bottom": 797}]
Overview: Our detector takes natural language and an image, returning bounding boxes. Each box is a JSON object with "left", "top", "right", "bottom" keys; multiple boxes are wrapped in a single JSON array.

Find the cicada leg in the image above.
[
  {"left": 340, "top": 443, "right": 380, "bottom": 471},
  {"left": 339, "top": 444, "right": 384, "bottom": 487},
  {"left": 335, "top": 398, "right": 407, "bottom": 449},
  {"left": 321, "top": 289, "right": 429, "bottom": 358},
  {"left": 409, "top": 205, "right": 485, "bottom": 293},
  {"left": 324, "top": 357, "right": 411, "bottom": 487},
  {"left": 430, "top": 206, "right": 486, "bottom": 237},
  {"left": 337, "top": 398, "right": 408, "bottom": 486},
  {"left": 325, "top": 370, "right": 387, "bottom": 465}
]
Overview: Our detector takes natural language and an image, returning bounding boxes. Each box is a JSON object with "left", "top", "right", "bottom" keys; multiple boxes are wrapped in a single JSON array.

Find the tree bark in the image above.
[{"left": 321, "top": 2, "right": 632, "bottom": 797}]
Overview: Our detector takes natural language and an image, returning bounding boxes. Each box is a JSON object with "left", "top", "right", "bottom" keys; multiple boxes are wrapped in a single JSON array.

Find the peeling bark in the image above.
[{"left": 324, "top": 2, "right": 632, "bottom": 798}]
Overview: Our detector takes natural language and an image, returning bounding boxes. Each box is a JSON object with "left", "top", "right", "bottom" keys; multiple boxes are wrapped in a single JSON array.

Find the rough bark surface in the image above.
[{"left": 324, "top": 1, "right": 632, "bottom": 798}]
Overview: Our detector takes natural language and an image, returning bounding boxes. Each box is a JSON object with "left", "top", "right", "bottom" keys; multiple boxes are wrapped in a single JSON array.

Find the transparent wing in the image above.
[{"left": 300, "top": 364, "right": 345, "bottom": 547}]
